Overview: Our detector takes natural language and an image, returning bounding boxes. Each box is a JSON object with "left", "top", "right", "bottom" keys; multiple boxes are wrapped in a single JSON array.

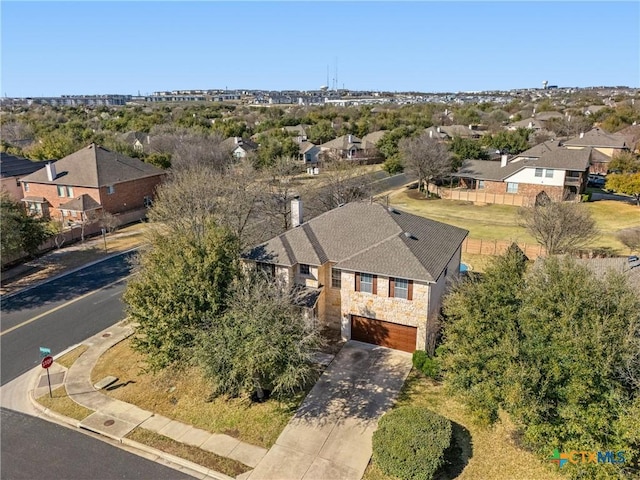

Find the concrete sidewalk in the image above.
[{"left": 30, "top": 323, "right": 268, "bottom": 479}]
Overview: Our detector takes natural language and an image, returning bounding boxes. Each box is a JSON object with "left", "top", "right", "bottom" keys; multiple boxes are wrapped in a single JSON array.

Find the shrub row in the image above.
[{"left": 412, "top": 350, "right": 441, "bottom": 379}]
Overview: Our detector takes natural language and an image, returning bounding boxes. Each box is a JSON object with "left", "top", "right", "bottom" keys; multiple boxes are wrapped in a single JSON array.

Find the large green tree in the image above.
[
  {"left": 606, "top": 151, "right": 640, "bottom": 205},
  {"left": 440, "top": 245, "right": 527, "bottom": 423},
  {"left": 441, "top": 254, "right": 640, "bottom": 479},
  {"left": 199, "top": 271, "right": 322, "bottom": 400},
  {"left": 0, "top": 192, "right": 51, "bottom": 259},
  {"left": 124, "top": 224, "right": 239, "bottom": 370}
]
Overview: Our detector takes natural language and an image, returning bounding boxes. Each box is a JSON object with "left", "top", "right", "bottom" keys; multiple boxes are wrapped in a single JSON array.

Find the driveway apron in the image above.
[{"left": 248, "top": 341, "right": 412, "bottom": 480}]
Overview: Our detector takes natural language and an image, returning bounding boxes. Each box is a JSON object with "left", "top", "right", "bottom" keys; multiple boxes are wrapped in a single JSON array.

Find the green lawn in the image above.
[
  {"left": 363, "top": 372, "right": 564, "bottom": 480},
  {"left": 389, "top": 190, "right": 640, "bottom": 254}
]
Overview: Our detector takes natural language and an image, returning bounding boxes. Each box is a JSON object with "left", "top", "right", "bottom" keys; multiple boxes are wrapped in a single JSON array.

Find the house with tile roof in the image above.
[
  {"left": 243, "top": 199, "right": 468, "bottom": 352},
  {"left": 19, "top": 143, "right": 165, "bottom": 221},
  {"left": 0, "top": 152, "right": 44, "bottom": 201},
  {"left": 448, "top": 146, "right": 591, "bottom": 205}
]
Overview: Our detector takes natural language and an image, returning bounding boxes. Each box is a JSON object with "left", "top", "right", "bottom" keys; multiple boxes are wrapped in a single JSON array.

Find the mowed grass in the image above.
[
  {"left": 126, "top": 428, "right": 251, "bottom": 477},
  {"left": 91, "top": 338, "right": 301, "bottom": 449},
  {"left": 37, "top": 386, "right": 94, "bottom": 421},
  {"left": 390, "top": 190, "right": 640, "bottom": 253},
  {"left": 55, "top": 345, "right": 89, "bottom": 369},
  {"left": 363, "top": 371, "right": 564, "bottom": 480}
]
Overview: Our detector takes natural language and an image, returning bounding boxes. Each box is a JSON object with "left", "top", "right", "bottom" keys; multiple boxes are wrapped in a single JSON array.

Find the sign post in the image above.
[
  {"left": 41, "top": 355, "right": 54, "bottom": 398},
  {"left": 101, "top": 228, "right": 107, "bottom": 253}
]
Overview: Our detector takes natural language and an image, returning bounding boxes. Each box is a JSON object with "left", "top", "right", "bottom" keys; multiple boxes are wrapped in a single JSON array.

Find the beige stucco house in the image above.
[{"left": 243, "top": 200, "right": 468, "bottom": 352}]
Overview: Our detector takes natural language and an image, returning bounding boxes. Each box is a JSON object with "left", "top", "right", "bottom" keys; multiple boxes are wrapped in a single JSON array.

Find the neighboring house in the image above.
[
  {"left": 283, "top": 124, "right": 309, "bottom": 143},
  {"left": 617, "top": 124, "right": 640, "bottom": 154},
  {"left": 243, "top": 200, "right": 469, "bottom": 352},
  {"left": 506, "top": 119, "right": 544, "bottom": 131},
  {"left": 439, "top": 125, "right": 486, "bottom": 139},
  {"left": 361, "top": 130, "right": 387, "bottom": 159},
  {"left": 299, "top": 141, "right": 321, "bottom": 164},
  {"left": 121, "top": 131, "right": 151, "bottom": 153},
  {"left": 0, "top": 152, "right": 44, "bottom": 201},
  {"left": 563, "top": 128, "right": 629, "bottom": 173},
  {"left": 19, "top": 143, "right": 165, "bottom": 221},
  {"left": 452, "top": 147, "right": 591, "bottom": 204},
  {"left": 221, "top": 137, "right": 259, "bottom": 159},
  {"left": 534, "top": 111, "right": 564, "bottom": 121},
  {"left": 424, "top": 126, "right": 450, "bottom": 140},
  {"left": 319, "top": 134, "right": 365, "bottom": 160}
]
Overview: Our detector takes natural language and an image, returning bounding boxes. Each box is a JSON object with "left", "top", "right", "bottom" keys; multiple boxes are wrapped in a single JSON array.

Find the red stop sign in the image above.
[{"left": 41, "top": 356, "right": 53, "bottom": 369}]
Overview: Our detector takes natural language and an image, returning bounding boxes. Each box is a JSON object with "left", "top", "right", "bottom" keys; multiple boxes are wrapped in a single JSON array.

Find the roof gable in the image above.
[{"left": 244, "top": 202, "right": 468, "bottom": 282}]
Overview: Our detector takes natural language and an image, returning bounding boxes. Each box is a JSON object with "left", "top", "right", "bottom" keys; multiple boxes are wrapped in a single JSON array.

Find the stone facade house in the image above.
[
  {"left": 243, "top": 200, "right": 468, "bottom": 352},
  {"left": 19, "top": 143, "right": 165, "bottom": 222}
]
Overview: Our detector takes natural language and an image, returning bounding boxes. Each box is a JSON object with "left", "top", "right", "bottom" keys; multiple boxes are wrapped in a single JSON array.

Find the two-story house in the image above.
[
  {"left": 563, "top": 128, "right": 629, "bottom": 174},
  {"left": 243, "top": 200, "right": 468, "bottom": 352},
  {"left": 451, "top": 147, "right": 591, "bottom": 205},
  {"left": 19, "top": 143, "right": 165, "bottom": 221}
]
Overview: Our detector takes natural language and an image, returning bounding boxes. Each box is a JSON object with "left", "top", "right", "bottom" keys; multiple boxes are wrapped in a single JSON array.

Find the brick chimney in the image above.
[{"left": 291, "top": 196, "right": 303, "bottom": 228}]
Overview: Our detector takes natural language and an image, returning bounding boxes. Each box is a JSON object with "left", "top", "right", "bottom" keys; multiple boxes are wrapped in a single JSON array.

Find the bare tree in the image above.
[
  {"left": 148, "top": 129, "right": 230, "bottom": 171},
  {"left": 259, "top": 156, "right": 304, "bottom": 237},
  {"left": 399, "top": 134, "right": 452, "bottom": 197},
  {"left": 305, "top": 154, "right": 371, "bottom": 218},
  {"left": 148, "top": 162, "right": 262, "bottom": 247},
  {"left": 99, "top": 211, "right": 119, "bottom": 234},
  {"left": 518, "top": 200, "right": 598, "bottom": 254}
]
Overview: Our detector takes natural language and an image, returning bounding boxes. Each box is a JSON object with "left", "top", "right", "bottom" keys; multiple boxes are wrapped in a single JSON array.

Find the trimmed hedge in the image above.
[{"left": 372, "top": 406, "right": 452, "bottom": 480}]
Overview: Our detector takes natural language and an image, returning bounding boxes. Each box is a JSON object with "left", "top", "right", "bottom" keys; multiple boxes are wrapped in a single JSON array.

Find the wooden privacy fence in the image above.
[
  {"left": 428, "top": 185, "right": 533, "bottom": 207},
  {"left": 462, "top": 238, "right": 546, "bottom": 259},
  {"left": 1, "top": 208, "right": 148, "bottom": 268}
]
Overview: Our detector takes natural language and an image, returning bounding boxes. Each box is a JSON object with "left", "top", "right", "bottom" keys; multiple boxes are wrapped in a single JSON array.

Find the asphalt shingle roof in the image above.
[
  {"left": 244, "top": 202, "right": 468, "bottom": 283},
  {"left": 455, "top": 147, "right": 591, "bottom": 181},
  {"left": 563, "top": 128, "right": 627, "bottom": 149},
  {"left": 0, "top": 152, "right": 44, "bottom": 178},
  {"left": 59, "top": 194, "right": 102, "bottom": 212},
  {"left": 320, "top": 135, "right": 362, "bottom": 150},
  {"left": 19, "top": 144, "right": 165, "bottom": 188}
]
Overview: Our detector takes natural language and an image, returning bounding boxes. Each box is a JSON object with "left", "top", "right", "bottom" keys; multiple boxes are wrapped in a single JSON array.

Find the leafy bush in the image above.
[
  {"left": 382, "top": 155, "right": 404, "bottom": 175},
  {"left": 580, "top": 192, "right": 592, "bottom": 202},
  {"left": 412, "top": 350, "right": 441, "bottom": 379},
  {"left": 372, "top": 406, "right": 452, "bottom": 480}
]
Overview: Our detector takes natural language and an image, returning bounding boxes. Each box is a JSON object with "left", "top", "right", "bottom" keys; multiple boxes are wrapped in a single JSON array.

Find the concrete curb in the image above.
[
  {"left": 29, "top": 377, "right": 236, "bottom": 480},
  {"left": 2, "top": 247, "right": 139, "bottom": 300},
  {"left": 120, "top": 438, "right": 236, "bottom": 480},
  {"left": 28, "top": 327, "right": 238, "bottom": 480}
]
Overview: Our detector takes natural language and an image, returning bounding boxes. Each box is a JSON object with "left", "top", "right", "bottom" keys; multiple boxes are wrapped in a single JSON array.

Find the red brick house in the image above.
[{"left": 19, "top": 143, "right": 165, "bottom": 222}]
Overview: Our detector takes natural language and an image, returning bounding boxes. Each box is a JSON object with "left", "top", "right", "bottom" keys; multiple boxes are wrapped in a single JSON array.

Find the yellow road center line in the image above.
[{"left": 0, "top": 275, "right": 133, "bottom": 337}]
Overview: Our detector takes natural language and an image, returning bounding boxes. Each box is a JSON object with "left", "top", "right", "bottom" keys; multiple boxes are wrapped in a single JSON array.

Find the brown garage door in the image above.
[{"left": 351, "top": 315, "right": 417, "bottom": 353}]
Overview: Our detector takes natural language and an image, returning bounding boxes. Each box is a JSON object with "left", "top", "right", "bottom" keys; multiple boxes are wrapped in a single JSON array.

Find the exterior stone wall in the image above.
[{"left": 339, "top": 271, "right": 431, "bottom": 351}]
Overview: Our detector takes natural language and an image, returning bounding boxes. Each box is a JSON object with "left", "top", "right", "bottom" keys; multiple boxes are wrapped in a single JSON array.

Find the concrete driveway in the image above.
[{"left": 248, "top": 341, "right": 412, "bottom": 480}]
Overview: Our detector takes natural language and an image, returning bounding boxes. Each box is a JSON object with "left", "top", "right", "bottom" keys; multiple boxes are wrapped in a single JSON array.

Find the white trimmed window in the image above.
[
  {"left": 507, "top": 182, "right": 518, "bottom": 193},
  {"left": 66, "top": 186, "right": 74, "bottom": 197},
  {"left": 534, "top": 168, "right": 543, "bottom": 177},
  {"left": 107, "top": 185, "right": 115, "bottom": 195},
  {"left": 57, "top": 185, "right": 66, "bottom": 197},
  {"left": 477, "top": 180, "right": 485, "bottom": 189},
  {"left": 545, "top": 169, "right": 554, "bottom": 178},
  {"left": 300, "top": 264, "right": 310, "bottom": 275},
  {"left": 22, "top": 181, "right": 29, "bottom": 190},
  {"left": 394, "top": 278, "right": 409, "bottom": 299}
]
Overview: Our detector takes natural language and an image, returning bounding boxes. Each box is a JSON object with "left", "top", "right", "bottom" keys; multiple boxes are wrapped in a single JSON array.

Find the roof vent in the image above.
[
  {"left": 404, "top": 232, "right": 416, "bottom": 240},
  {"left": 388, "top": 207, "right": 398, "bottom": 213},
  {"left": 338, "top": 203, "right": 345, "bottom": 207}
]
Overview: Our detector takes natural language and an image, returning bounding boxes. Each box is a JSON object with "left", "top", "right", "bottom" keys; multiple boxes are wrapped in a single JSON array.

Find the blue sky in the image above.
[{"left": 1, "top": 1, "right": 638, "bottom": 96}]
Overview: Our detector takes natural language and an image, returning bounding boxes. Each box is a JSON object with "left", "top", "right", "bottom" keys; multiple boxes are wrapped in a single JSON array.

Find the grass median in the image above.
[
  {"left": 36, "top": 386, "right": 94, "bottom": 421},
  {"left": 92, "top": 337, "right": 304, "bottom": 449}
]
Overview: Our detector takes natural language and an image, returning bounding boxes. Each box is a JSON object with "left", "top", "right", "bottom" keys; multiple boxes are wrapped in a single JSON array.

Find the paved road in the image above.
[
  {"left": 1, "top": 407, "right": 196, "bottom": 480},
  {"left": 0, "top": 252, "right": 135, "bottom": 385}
]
